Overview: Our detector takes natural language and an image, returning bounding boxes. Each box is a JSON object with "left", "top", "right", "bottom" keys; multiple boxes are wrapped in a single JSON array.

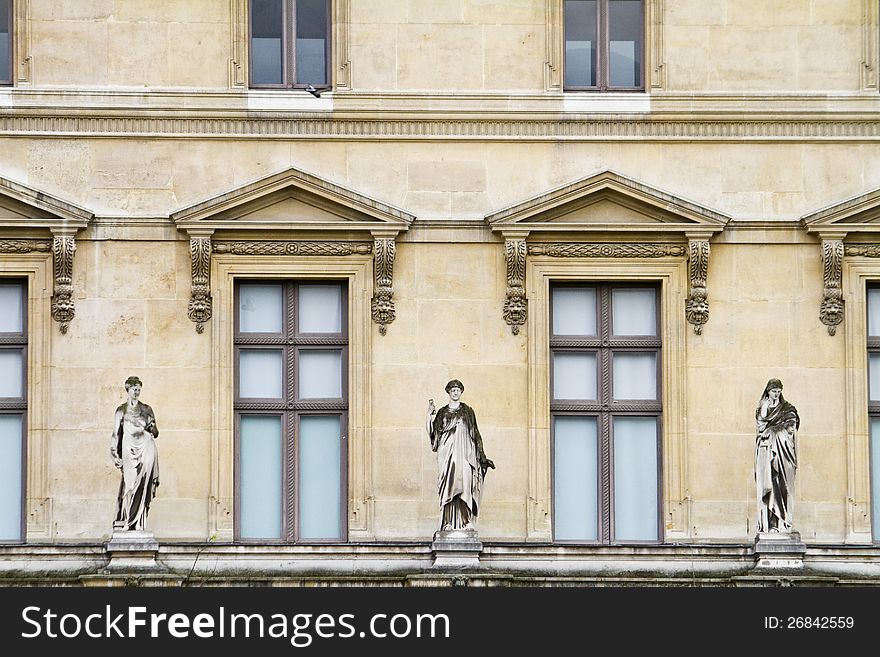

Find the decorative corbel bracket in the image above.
[
  {"left": 502, "top": 231, "right": 529, "bottom": 335},
  {"left": 685, "top": 237, "right": 711, "bottom": 335},
  {"left": 187, "top": 230, "right": 214, "bottom": 334},
  {"left": 371, "top": 230, "right": 398, "bottom": 335},
  {"left": 819, "top": 233, "right": 846, "bottom": 336},
  {"left": 50, "top": 230, "right": 77, "bottom": 334}
]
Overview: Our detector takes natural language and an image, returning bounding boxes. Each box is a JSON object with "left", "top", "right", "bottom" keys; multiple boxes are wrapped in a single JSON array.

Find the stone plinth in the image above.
[
  {"left": 753, "top": 531, "right": 807, "bottom": 570},
  {"left": 431, "top": 528, "right": 483, "bottom": 569},
  {"left": 104, "top": 527, "right": 163, "bottom": 573}
]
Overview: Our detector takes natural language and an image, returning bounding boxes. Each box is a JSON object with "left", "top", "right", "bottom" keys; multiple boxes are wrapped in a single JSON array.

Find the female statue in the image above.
[{"left": 755, "top": 378, "right": 799, "bottom": 534}]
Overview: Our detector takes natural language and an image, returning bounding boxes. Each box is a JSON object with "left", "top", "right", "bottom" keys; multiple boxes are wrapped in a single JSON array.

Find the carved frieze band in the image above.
[
  {"left": 188, "top": 237, "right": 212, "bottom": 334},
  {"left": 3, "top": 116, "right": 880, "bottom": 141},
  {"left": 51, "top": 236, "right": 76, "bottom": 334},
  {"left": 371, "top": 237, "right": 396, "bottom": 335},
  {"left": 503, "top": 238, "right": 528, "bottom": 335},
  {"left": 845, "top": 244, "right": 880, "bottom": 257},
  {"left": 821, "top": 239, "right": 845, "bottom": 336},
  {"left": 0, "top": 239, "right": 51, "bottom": 253},
  {"left": 528, "top": 243, "right": 687, "bottom": 258},
  {"left": 685, "top": 239, "right": 710, "bottom": 335},
  {"left": 212, "top": 241, "right": 372, "bottom": 256}
]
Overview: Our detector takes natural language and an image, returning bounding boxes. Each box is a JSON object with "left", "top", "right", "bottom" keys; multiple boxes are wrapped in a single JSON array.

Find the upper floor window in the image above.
[
  {"left": 551, "top": 283, "right": 660, "bottom": 543},
  {"left": 235, "top": 280, "right": 348, "bottom": 542},
  {"left": 867, "top": 285, "right": 880, "bottom": 541},
  {"left": 0, "top": 280, "right": 26, "bottom": 541},
  {"left": 564, "top": 0, "right": 643, "bottom": 91},
  {"left": 249, "top": 0, "right": 330, "bottom": 89},
  {"left": 0, "top": 0, "right": 11, "bottom": 85}
]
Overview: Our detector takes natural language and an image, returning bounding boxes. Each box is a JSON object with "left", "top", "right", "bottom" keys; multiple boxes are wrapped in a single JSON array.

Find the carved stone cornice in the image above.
[
  {"left": 212, "top": 241, "right": 372, "bottom": 256},
  {"left": 503, "top": 238, "right": 528, "bottom": 335},
  {"left": 821, "top": 238, "right": 845, "bottom": 336},
  {"left": 528, "top": 243, "right": 687, "bottom": 258},
  {"left": 188, "top": 235, "right": 213, "bottom": 334},
  {"left": 685, "top": 239, "right": 710, "bottom": 335},
  {"left": 0, "top": 239, "right": 51, "bottom": 253},
  {"left": 50, "top": 235, "right": 75, "bottom": 334},
  {"left": 371, "top": 237, "right": 396, "bottom": 335},
  {"left": 5, "top": 114, "right": 880, "bottom": 142}
]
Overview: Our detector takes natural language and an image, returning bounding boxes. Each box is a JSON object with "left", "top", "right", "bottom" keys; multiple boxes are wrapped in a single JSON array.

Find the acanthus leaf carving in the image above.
[
  {"left": 503, "top": 238, "right": 528, "bottom": 335},
  {"left": 188, "top": 236, "right": 213, "bottom": 334},
  {"left": 685, "top": 239, "right": 710, "bottom": 335},
  {"left": 371, "top": 237, "right": 396, "bottom": 335},
  {"left": 51, "top": 236, "right": 76, "bottom": 333},
  {"left": 821, "top": 239, "right": 845, "bottom": 336}
]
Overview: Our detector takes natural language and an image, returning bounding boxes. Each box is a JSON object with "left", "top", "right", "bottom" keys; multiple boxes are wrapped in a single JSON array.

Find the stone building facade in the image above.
[{"left": 1, "top": 0, "right": 880, "bottom": 585}]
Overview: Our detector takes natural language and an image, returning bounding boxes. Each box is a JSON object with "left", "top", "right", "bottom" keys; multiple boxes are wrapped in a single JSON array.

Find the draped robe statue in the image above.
[{"left": 755, "top": 378, "right": 799, "bottom": 534}]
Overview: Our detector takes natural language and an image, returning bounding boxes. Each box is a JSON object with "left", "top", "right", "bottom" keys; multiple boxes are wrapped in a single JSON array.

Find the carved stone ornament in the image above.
[
  {"left": 527, "top": 243, "right": 687, "bottom": 258},
  {"left": 820, "top": 239, "right": 844, "bottom": 336},
  {"left": 0, "top": 239, "right": 51, "bottom": 253},
  {"left": 503, "top": 238, "right": 527, "bottom": 335},
  {"left": 51, "top": 235, "right": 76, "bottom": 333},
  {"left": 188, "top": 236, "right": 212, "bottom": 334},
  {"left": 685, "top": 239, "right": 710, "bottom": 335},
  {"left": 371, "top": 237, "right": 396, "bottom": 335},
  {"left": 212, "top": 241, "right": 372, "bottom": 256}
]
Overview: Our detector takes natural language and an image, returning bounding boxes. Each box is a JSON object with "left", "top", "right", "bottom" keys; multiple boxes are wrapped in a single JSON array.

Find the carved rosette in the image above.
[
  {"left": 188, "top": 237, "right": 213, "bottom": 334},
  {"left": 685, "top": 239, "right": 710, "bottom": 335},
  {"left": 503, "top": 238, "right": 528, "bottom": 335},
  {"left": 51, "top": 236, "right": 76, "bottom": 333},
  {"left": 821, "top": 239, "right": 844, "bottom": 336},
  {"left": 371, "top": 237, "right": 396, "bottom": 335}
]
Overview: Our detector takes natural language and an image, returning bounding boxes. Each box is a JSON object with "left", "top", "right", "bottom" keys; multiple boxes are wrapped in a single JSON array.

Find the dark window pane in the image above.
[
  {"left": 295, "top": 0, "right": 328, "bottom": 85},
  {"left": 564, "top": 0, "right": 597, "bottom": 87},
  {"left": 608, "top": 0, "right": 642, "bottom": 87},
  {"left": 0, "top": 0, "right": 10, "bottom": 83},
  {"left": 251, "top": 0, "right": 284, "bottom": 85}
]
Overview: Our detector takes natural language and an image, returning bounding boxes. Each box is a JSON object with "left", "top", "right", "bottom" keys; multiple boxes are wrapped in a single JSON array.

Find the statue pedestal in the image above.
[
  {"left": 104, "top": 526, "right": 163, "bottom": 573},
  {"left": 753, "top": 531, "right": 807, "bottom": 570},
  {"left": 431, "top": 528, "right": 482, "bottom": 569}
]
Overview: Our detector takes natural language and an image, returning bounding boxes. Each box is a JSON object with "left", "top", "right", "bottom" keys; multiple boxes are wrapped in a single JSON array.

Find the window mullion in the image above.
[
  {"left": 285, "top": 412, "right": 296, "bottom": 541},
  {"left": 288, "top": 0, "right": 297, "bottom": 87},
  {"left": 598, "top": 0, "right": 609, "bottom": 90}
]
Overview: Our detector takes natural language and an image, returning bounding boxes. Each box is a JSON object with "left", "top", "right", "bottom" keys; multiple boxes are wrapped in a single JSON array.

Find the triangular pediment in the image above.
[
  {"left": 486, "top": 171, "right": 729, "bottom": 235},
  {"left": 0, "top": 176, "right": 92, "bottom": 231},
  {"left": 172, "top": 167, "right": 414, "bottom": 233},
  {"left": 802, "top": 188, "right": 880, "bottom": 234}
]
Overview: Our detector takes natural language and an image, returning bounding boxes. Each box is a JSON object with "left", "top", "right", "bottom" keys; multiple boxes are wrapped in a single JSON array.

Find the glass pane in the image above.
[
  {"left": 239, "top": 349, "right": 284, "bottom": 399},
  {"left": 299, "top": 349, "right": 342, "bottom": 399},
  {"left": 870, "top": 355, "right": 880, "bottom": 401},
  {"left": 869, "top": 288, "right": 880, "bottom": 336},
  {"left": 609, "top": 0, "right": 642, "bottom": 87},
  {"left": 0, "top": 283, "right": 22, "bottom": 332},
  {"left": 612, "top": 288, "right": 656, "bottom": 336},
  {"left": 564, "top": 0, "right": 597, "bottom": 87},
  {"left": 0, "top": 350, "right": 22, "bottom": 398},
  {"left": 554, "top": 416, "right": 598, "bottom": 540},
  {"left": 298, "top": 284, "right": 342, "bottom": 333},
  {"left": 613, "top": 417, "right": 658, "bottom": 541},
  {"left": 298, "top": 415, "right": 342, "bottom": 539},
  {"left": 552, "top": 287, "right": 597, "bottom": 335},
  {"left": 553, "top": 352, "right": 597, "bottom": 400},
  {"left": 872, "top": 419, "right": 880, "bottom": 541},
  {"left": 240, "top": 416, "right": 283, "bottom": 539},
  {"left": 251, "top": 0, "right": 284, "bottom": 84},
  {"left": 0, "top": 415, "right": 22, "bottom": 539},
  {"left": 295, "top": 0, "right": 328, "bottom": 85},
  {"left": 239, "top": 284, "right": 283, "bottom": 333},
  {"left": 613, "top": 352, "right": 656, "bottom": 400}
]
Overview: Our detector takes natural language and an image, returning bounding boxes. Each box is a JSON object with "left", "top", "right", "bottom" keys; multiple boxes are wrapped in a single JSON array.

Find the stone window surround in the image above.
[
  {"left": 231, "top": 0, "right": 350, "bottom": 90},
  {"left": 546, "top": 0, "right": 662, "bottom": 91},
  {"left": 209, "top": 255, "right": 373, "bottom": 542},
  {"left": 0, "top": 254, "right": 51, "bottom": 541},
  {"left": 526, "top": 257, "right": 688, "bottom": 541}
]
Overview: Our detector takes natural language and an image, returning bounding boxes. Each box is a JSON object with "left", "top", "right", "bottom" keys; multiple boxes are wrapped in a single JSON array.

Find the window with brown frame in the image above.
[
  {"left": 867, "top": 285, "right": 880, "bottom": 541},
  {"left": 564, "top": 0, "right": 643, "bottom": 91},
  {"left": 234, "top": 280, "right": 348, "bottom": 542},
  {"left": 0, "top": 279, "right": 26, "bottom": 541},
  {"left": 0, "top": 0, "right": 12, "bottom": 86},
  {"left": 249, "top": 0, "right": 330, "bottom": 89},
  {"left": 550, "top": 282, "right": 660, "bottom": 543}
]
